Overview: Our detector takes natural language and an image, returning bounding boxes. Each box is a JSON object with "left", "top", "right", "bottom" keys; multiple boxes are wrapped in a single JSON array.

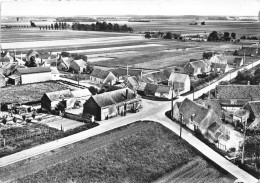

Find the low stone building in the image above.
[
  {"left": 83, "top": 88, "right": 142, "bottom": 121},
  {"left": 144, "top": 83, "right": 175, "bottom": 100},
  {"left": 89, "top": 68, "right": 117, "bottom": 85}
]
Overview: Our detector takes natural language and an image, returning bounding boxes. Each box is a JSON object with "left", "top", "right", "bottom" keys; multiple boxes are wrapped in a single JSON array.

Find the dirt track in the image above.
[{"left": 0, "top": 122, "right": 151, "bottom": 182}]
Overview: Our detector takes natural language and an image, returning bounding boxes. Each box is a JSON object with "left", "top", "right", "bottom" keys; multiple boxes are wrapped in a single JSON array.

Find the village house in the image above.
[
  {"left": 69, "top": 59, "right": 87, "bottom": 73},
  {"left": 168, "top": 72, "right": 190, "bottom": 94},
  {"left": 173, "top": 98, "right": 242, "bottom": 150},
  {"left": 13, "top": 67, "right": 52, "bottom": 84},
  {"left": 184, "top": 60, "right": 211, "bottom": 76},
  {"left": 233, "top": 57, "right": 244, "bottom": 67},
  {"left": 57, "top": 57, "right": 73, "bottom": 71},
  {"left": 139, "top": 70, "right": 170, "bottom": 85},
  {"left": 211, "top": 63, "right": 229, "bottom": 74},
  {"left": 237, "top": 47, "right": 260, "bottom": 57},
  {"left": 89, "top": 68, "right": 117, "bottom": 85},
  {"left": 41, "top": 89, "right": 92, "bottom": 112},
  {"left": 244, "top": 101, "right": 260, "bottom": 129},
  {"left": 209, "top": 55, "right": 227, "bottom": 64},
  {"left": 111, "top": 68, "right": 143, "bottom": 80},
  {"left": 125, "top": 76, "right": 139, "bottom": 91},
  {"left": 216, "top": 85, "right": 260, "bottom": 109},
  {"left": 144, "top": 83, "right": 175, "bottom": 99},
  {"left": 83, "top": 88, "right": 142, "bottom": 121},
  {"left": 137, "top": 82, "right": 147, "bottom": 94}
]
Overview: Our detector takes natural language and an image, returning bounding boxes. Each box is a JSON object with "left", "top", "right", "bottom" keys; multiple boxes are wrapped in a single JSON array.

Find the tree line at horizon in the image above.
[
  {"left": 71, "top": 22, "right": 133, "bottom": 32},
  {"left": 39, "top": 22, "right": 70, "bottom": 30}
]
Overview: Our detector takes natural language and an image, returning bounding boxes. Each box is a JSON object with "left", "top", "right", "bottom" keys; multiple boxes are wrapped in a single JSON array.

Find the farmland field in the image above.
[
  {"left": 0, "top": 121, "right": 235, "bottom": 183},
  {"left": 0, "top": 81, "right": 70, "bottom": 104}
]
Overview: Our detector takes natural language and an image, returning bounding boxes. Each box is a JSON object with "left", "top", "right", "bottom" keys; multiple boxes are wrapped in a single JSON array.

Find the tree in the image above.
[
  {"left": 223, "top": 32, "right": 230, "bottom": 41},
  {"left": 240, "top": 35, "right": 246, "bottom": 39},
  {"left": 60, "top": 51, "right": 70, "bottom": 57},
  {"left": 89, "top": 86, "right": 99, "bottom": 95},
  {"left": 70, "top": 53, "right": 87, "bottom": 61},
  {"left": 51, "top": 24, "right": 54, "bottom": 30},
  {"left": 245, "top": 136, "right": 260, "bottom": 170},
  {"left": 39, "top": 26, "right": 41, "bottom": 30},
  {"left": 219, "top": 81, "right": 229, "bottom": 85},
  {"left": 202, "top": 52, "right": 213, "bottom": 59},
  {"left": 201, "top": 21, "right": 206, "bottom": 25},
  {"left": 144, "top": 32, "right": 151, "bottom": 39},
  {"left": 25, "top": 56, "right": 37, "bottom": 67},
  {"left": 208, "top": 31, "right": 219, "bottom": 42},
  {"left": 164, "top": 32, "right": 173, "bottom": 39},
  {"left": 231, "top": 32, "right": 236, "bottom": 39},
  {"left": 13, "top": 117, "right": 17, "bottom": 123}
]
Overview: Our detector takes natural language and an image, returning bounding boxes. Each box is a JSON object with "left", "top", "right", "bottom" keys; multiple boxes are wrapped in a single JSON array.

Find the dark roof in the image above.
[
  {"left": 126, "top": 76, "right": 139, "bottom": 90},
  {"left": 90, "top": 68, "right": 102, "bottom": 77},
  {"left": 246, "top": 102, "right": 260, "bottom": 118},
  {"left": 144, "top": 83, "right": 158, "bottom": 96},
  {"left": 187, "top": 60, "right": 208, "bottom": 70},
  {"left": 17, "top": 67, "right": 51, "bottom": 75},
  {"left": 179, "top": 98, "right": 209, "bottom": 125},
  {"left": 91, "top": 88, "right": 138, "bottom": 107},
  {"left": 112, "top": 68, "right": 142, "bottom": 77},
  {"left": 208, "top": 122, "right": 222, "bottom": 134},
  {"left": 217, "top": 85, "right": 260, "bottom": 99},
  {"left": 137, "top": 82, "right": 147, "bottom": 92},
  {"left": 71, "top": 59, "right": 87, "bottom": 67},
  {"left": 196, "top": 99, "right": 222, "bottom": 118}
]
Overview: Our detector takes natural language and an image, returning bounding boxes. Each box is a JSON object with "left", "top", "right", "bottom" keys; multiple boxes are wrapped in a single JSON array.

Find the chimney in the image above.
[
  {"left": 126, "top": 89, "right": 128, "bottom": 99},
  {"left": 248, "top": 81, "right": 250, "bottom": 85}
]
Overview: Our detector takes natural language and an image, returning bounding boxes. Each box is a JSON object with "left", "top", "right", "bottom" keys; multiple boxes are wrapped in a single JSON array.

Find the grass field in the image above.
[
  {"left": 9, "top": 121, "right": 235, "bottom": 183},
  {"left": 0, "top": 81, "right": 70, "bottom": 104}
]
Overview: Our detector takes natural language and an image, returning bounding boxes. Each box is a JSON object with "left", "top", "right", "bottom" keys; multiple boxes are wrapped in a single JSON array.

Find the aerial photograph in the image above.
[{"left": 0, "top": 0, "right": 260, "bottom": 182}]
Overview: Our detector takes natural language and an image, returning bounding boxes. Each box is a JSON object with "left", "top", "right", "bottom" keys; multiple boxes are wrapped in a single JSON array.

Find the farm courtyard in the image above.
[{"left": 0, "top": 121, "right": 236, "bottom": 183}]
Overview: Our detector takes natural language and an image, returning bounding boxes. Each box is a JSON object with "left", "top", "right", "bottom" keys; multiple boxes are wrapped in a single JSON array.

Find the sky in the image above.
[{"left": 1, "top": 0, "right": 260, "bottom": 17}]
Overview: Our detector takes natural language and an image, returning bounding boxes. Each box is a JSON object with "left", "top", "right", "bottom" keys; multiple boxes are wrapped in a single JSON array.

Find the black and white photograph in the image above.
[{"left": 0, "top": 0, "right": 260, "bottom": 182}]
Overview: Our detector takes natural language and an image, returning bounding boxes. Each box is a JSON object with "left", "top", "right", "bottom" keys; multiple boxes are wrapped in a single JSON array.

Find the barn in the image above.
[
  {"left": 15, "top": 67, "right": 52, "bottom": 84},
  {"left": 83, "top": 88, "right": 142, "bottom": 121}
]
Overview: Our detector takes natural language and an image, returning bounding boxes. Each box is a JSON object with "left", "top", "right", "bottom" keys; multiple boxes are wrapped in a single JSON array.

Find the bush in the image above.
[
  {"left": 2, "top": 118, "right": 7, "bottom": 124},
  {"left": 13, "top": 117, "right": 17, "bottom": 123},
  {"left": 144, "top": 33, "right": 151, "bottom": 39}
]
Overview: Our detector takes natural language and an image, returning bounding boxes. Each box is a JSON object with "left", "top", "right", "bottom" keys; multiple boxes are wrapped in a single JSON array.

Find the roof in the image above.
[
  {"left": 144, "top": 83, "right": 158, "bottom": 96},
  {"left": 208, "top": 122, "right": 222, "bottom": 134},
  {"left": 90, "top": 88, "right": 138, "bottom": 107},
  {"left": 71, "top": 59, "right": 87, "bottom": 67},
  {"left": 0, "top": 57, "right": 11, "bottom": 62},
  {"left": 90, "top": 68, "right": 112, "bottom": 79},
  {"left": 168, "top": 72, "right": 189, "bottom": 83},
  {"left": 126, "top": 76, "right": 139, "bottom": 89},
  {"left": 106, "top": 85, "right": 124, "bottom": 92},
  {"left": 233, "top": 58, "right": 243, "bottom": 65},
  {"left": 196, "top": 99, "right": 222, "bottom": 118},
  {"left": 26, "top": 49, "right": 39, "bottom": 57},
  {"left": 246, "top": 101, "right": 260, "bottom": 118},
  {"left": 211, "top": 63, "right": 227, "bottom": 69},
  {"left": 237, "top": 47, "right": 260, "bottom": 56},
  {"left": 17, "top": 67, "right": 51, "bottom": 75},
  {"left": 234, "top": 109, "right": 249, "bottom": 118},
  {"left": 139, "top": 70, "right": 170, "bottom": 84},
  {"left": 60, "top": 57, "right": 72, "bottom": 68},
  {"left": 137, "top": 82, "right": 147, "bottom": 91},
  {"left": 112, "top": 68, "right": 142, "bottom": 77},
  {"left": 217, "top": 85, "right": 260, "bottom": 99},
  {"left": 45, "top": 89, "right": 73, "bottom": 102},
  {"left": 188, "top": 60, "right": 209, "bottom": 70},
  {"left": 179, "top": 98, "right": 209, "bottom": 125},
  {"left": 71, "top": 89, "right": 92, "bottom": 98},
  {"left": 210, "top": 55, "right": 227, "bottom": 64},
  {"left": 8, "top": 74, "right": 20, "bottom": 80}
]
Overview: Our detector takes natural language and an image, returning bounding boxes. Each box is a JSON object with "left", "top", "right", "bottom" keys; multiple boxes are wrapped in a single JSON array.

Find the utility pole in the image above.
[
  {"left": 241, "top": 118, "right": 247, "bottom": 164},
  {"left": 171, "top": 86, "right": 174, "bottom": 119},
  {"left": 180, "top": 113, "right": 183, "bottom": 138},
  {"left": 126, "top": 65, "right": 128, "bottom": 87}
]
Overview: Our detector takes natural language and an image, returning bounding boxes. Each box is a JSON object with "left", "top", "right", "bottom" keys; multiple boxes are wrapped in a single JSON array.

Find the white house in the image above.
[{"left": 168, "top": 72, "right": 190, "bottom": 94}]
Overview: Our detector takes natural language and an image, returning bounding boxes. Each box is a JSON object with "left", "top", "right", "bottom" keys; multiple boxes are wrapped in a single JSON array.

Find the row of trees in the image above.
[
  {"left": 144, "top": 32, "right": 180, "bottom": 39},
  {"left": 71, "top": 22, "right": 133, "bottom": 32},
  {"left": 240, "top": 35, "right": 259, "bottom": 40},
  {"left": 39, "top": 22, "right": 70, "bottom": 30},
  {"left": 236, "top": 69, "right": 259, "bottom": 85},
  {"left": 207, "top": 31, "right": 236, "bottom": 42}
]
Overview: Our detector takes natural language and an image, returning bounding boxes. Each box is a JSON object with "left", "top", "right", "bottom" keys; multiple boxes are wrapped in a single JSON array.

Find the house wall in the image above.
[
  {"left": 83, "top": 98, "right": 101, "bottom": 120},
  {"left": 243, "top": 104, "right": 255, "bottom": 119},
  {"left": 101, "top": 106, "right": 117, "bottom": 120},
  {"left": 0, "top": 76, "right": 5, "bottom": 87},
  {"left": 103, "top": 72, "right": 117, "bottom": 85},
  {"left": 41, "top": 95, "right": 52, "bottom": 112},
  {"left": 20, "top": 72, "right": 52, "bottom": 84}
]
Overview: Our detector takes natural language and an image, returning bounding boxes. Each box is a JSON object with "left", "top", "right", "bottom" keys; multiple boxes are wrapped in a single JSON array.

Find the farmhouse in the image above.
[
  {"left": 14, "top": 67, "right": 52, "bottom": 84},
  {"left": 139, "top": 70, "right": 170, "bottom": 84},
  {"left": 83, "top": 88, "right": 142, "bottom": 121},
  {"left": 216, "top": 85, "right": 260, "bottom": 108},
  {"left": 233, "top": 57, "right": 244, "bottom": 67},
  {"left": 209, "top": 55, "right": 227, "bottom": 64},
  {"left": 173, "top": 98, "right": 240, "bottom": 150},
  {"left": 184, "top": 60, "right": 211, "bottom": 76},
  {"left": 211, "top": 63, "right": 229, "bottom": 73},
  {"left": 125, "top": 76, "right": 139, "bottom": 91},
  {"left": 69, "top": 59, "right": 87, "bottom": 73},
  {"left": 144, "top": 83, "right": 175, "bottom": 99},
  {"left": 89, "top": 68, "right": 117, "bottom": 85},
  {"left": 168, "top": 72, "right": 190, "bottom": 94},
  {"left": 244, "top": 101, "right": 260, "bottom": 129},
  {"left": 41, "top": 89, "right": 92, "bottom": 112},
  {"left": 237, "top": 47, "right": 260, "bottom": 57},
  {"left": 57, "top": 57, "right": 72, "bottom": 71},
  {"left": 111, "top": 68, "right": 143, "bottom": 80}
]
